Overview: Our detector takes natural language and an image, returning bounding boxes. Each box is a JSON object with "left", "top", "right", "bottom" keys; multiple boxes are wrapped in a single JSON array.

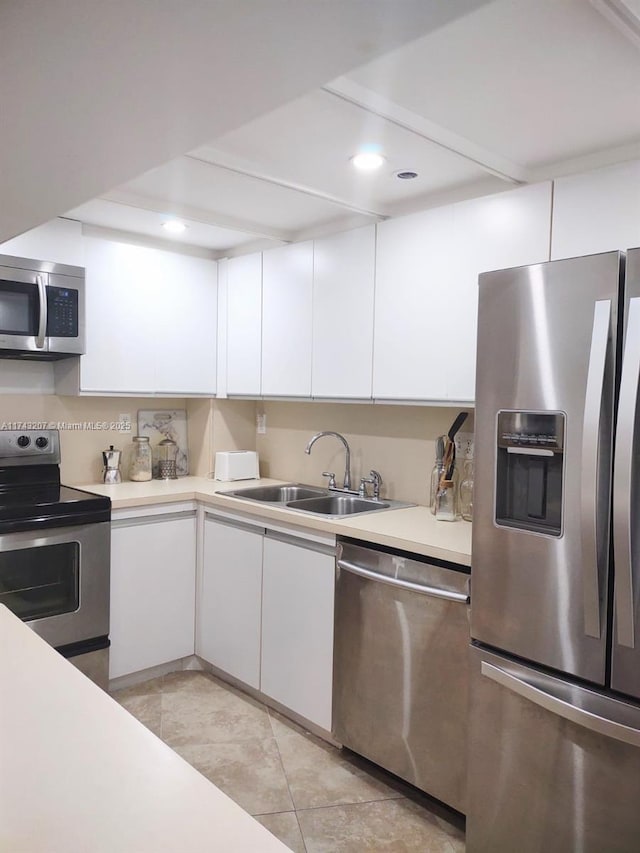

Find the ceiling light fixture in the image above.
[
  {"left": 350, "top": 150, "right": 385, "bottom": 171},
  {"left": 396, "top": 170, "right": 419, "bottom": 180},
  {"left": 162, "top": 219, "right": 188, "bottom": 234}
]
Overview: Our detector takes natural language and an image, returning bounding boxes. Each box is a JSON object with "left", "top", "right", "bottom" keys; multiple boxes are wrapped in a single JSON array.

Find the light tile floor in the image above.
[{"left": 112, "top": 670, "right": 465, "bottom": 852}]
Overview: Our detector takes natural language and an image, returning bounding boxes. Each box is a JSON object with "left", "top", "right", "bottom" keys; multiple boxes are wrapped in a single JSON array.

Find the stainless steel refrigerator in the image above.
[{"left": 468, "top": 249, "right": 640, "bottom": 852}]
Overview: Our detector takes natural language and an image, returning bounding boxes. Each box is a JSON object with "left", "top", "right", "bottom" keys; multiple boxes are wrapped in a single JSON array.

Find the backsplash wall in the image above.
[
  {"left": 255, "top": 401, "right": 474, "bottom": 506},
  {"left": 0, "top": 394, "right": 186, "bottom": 483}
]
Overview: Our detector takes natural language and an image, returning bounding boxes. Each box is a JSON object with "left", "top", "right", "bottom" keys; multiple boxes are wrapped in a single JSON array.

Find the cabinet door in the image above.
[
  {"left": 312, "top": 226, "right": 375, "bottom": 399},
  {"left": 81, "top": 237, "right": 157, "bottom": 393},
  {"left": 198, "top": 516, "right": 263, "bottom": 689},
  {"left": 110, "top": 514, "right": 196, "bottom": 679},
  {"left": 551, "top": 160, "right": 640, "bottom": 260},
  {"left": 373, "top": 207, "right": 452, "bottom": 401},
  {"left": 227, "top": 253, "right": 262, "bottom": 395},
  {"left": 261, "top": 536, "right": 334, "bottom": 730},
  {"left": 81, "top": 237, "right": 217, "bottom": 395},
  {"left": 152, "top": 252, "right": 217, "bottom": 395},
  {"left": 448, "top": 181, "right": 552, "bottom": 400},
  {"left": 262, "top": 241, "right": 313, "bottom": 397}
]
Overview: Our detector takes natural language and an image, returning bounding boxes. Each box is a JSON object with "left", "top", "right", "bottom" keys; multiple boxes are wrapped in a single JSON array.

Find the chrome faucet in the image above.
[
  {"left": 305, "top": 431, "right": 352, "bottom": 491},
  {"left": 359, "top": 469, "right": 383, "bottom": 500}
]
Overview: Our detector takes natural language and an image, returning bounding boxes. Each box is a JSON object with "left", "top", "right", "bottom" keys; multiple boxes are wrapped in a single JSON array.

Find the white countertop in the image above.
[
  {"left": 81, "top": 476, "right": 472, "bottom": 566},
  {"left": 0, "top": 604, "right": 290, "bottom": 853}
]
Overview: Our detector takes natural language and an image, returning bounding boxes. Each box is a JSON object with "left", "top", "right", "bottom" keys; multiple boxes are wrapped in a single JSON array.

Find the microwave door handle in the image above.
[
  {"left": 581, "top": 299, "right": 611, "bottom": 639},
  {"left": 613, "top": 297, "right": 640, "bottom": 648},
  {"left": 35, "top": 274, "right": 47, "bottom": 349}
]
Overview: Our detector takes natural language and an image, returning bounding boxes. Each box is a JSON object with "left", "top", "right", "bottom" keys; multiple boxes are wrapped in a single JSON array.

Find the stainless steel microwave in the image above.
[{"left": 0, "top": 254, "right": 85, "bottom": 359}]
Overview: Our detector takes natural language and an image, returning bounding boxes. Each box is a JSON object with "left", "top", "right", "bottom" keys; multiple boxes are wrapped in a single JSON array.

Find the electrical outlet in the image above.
[
  {"left": 455, "top": 431, "right": 474, "bottom": 459},
  {"left": 256, "top": 413, "right": 267, "bottom": 435},
  {"left": 118, "top": 413, "right": 132, "bottom": 432}
]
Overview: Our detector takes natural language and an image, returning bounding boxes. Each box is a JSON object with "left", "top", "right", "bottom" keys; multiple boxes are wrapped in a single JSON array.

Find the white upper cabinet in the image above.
[
  {"left": 551, "top": 161, "right": 640, "bottom": 260},
  {"left": 261, "top": 241, "right": 313, "bottom": 397},
  {"left": 226, "top": 253, "right": 262, "bottom": 396},
  {"left": 312, "top": 226, "right": 375, "bottom": 399},
  {"left": 448, "top": 181, "right": 552, "bottom": 400},
  {"left": 58, "top": 237, "right": 217, "bottom": 395},
  {"left": 373, "top": 182, "right": 551, "bottom": 403},
  {"left": 152, "top": 250, "right": 218, "bottom": 395},
  {"left": 0, "top": 217, "right": 84, "bottom": 267},
  {"left": 76, "top": 238, "right": 158, "bottom": 394},
  {"left": 373, "top": 205, "right": 453, "bottom": 401}
]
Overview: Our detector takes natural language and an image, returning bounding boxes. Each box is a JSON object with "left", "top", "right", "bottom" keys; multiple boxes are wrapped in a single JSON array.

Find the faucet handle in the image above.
[
  {"left": 322, "top": 471, "right": 337, "bottom": 489},
  {"left": 369, "top": 470, "right": 383, "bottom": 499}
]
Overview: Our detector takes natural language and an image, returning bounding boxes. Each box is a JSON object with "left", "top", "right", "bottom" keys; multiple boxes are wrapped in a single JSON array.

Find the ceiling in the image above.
[
  {"left": 62, "top": 0, "right": 640, "bottom": 257},
  {"left": 2, "top": 0, "right": 481, "bottom": 243}
]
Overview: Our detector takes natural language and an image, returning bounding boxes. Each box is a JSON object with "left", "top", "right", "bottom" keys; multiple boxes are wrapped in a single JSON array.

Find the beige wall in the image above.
[
  {"left": 255, "top": 401, "right": 474, "bottom": 506},
  {"left": 187, "top": 398, "right": 257, "bottom": 477},
  {"left": 0, "top": 394, "right": 185, "bottom": 484},
  {"left": 0, "top": 393, "right": 473, "bottom": 503}
]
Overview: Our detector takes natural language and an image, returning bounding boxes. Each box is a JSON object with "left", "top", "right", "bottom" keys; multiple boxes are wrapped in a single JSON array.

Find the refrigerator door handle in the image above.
[
  {"left": 613, "top": 297, "right": 640, "bottom": 649},
  {"left": 482, "top": 661, "right": 640, "bottom": 748},
  {"left": 581, "top": 299, "right": 611, "bottom": 639}
]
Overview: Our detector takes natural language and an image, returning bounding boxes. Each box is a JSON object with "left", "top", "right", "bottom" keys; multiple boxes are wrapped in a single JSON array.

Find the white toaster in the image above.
[{"left": 214, "top": 450, "right": 260, "bottom": 481}]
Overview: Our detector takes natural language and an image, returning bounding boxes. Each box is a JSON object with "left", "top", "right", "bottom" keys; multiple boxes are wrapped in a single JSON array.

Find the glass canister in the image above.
[
  {"left": 459, "top": 458, "right": 474, "bottom": 522},
  {"left": 129, "top": 435, "right": 152, "bottom": 482},
  {"left": 434, "top": 475, "right": 458, "bottom": 521},
  {"left": 157, "top": 438, "right": 178, "bottom": 480}
]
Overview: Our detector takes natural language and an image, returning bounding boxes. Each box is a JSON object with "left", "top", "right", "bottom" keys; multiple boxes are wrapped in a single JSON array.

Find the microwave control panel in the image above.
[{"left": 47, "top": 286, "right": 78, "bottom": 337}]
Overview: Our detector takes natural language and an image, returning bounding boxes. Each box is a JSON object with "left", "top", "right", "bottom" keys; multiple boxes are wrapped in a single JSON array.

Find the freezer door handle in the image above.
[
  {"left": 581, "top": 299, "right": 611, "bottom": 639},
  {"left": 613, "top": 297, "right": 640, "bottom": 648},
  {"left": 337, "top": 559, "right": 469, "bottom": 603},
  {"left": 482, "top": 661, "right": 640, "bottom": 748}
]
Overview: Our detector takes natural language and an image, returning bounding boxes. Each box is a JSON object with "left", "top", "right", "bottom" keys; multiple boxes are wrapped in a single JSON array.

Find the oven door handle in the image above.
[
  {"left": 35, "top": 274, "right": 47, "bottom": 349},
  {"left": 337, "top": 558, "right": 469, "bottom": 603}
]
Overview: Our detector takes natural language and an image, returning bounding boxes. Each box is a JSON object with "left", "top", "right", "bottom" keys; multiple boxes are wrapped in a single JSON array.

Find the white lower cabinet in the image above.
[
  {"left": 110, "top": 510, "right": 196, "bottom": 679},
  {"left": 261, "top": 535, "right": 335, "bottom": 731},
  {"left": 197, "top": 515, "right": 263, "bottom": 689},
  {"left": 197, "top": 512, "right": 335, "bottom": 731}
]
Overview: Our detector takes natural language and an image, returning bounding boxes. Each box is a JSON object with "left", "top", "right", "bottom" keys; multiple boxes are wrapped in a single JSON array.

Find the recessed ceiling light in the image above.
[
  {"left": 162, "top": 219, "right": 188, "bottom": 234},
  {"left": 396, "top": 170, "right": 419, "bottom": 180},
  {"left": 350, "top": 151, "right": 386, "bottom": 171}
]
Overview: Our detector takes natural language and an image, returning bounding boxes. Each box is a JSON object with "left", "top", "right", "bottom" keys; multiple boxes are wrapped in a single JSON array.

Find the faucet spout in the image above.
[{"left": 305, "top": 431, "right": 352, "bottom": 491}]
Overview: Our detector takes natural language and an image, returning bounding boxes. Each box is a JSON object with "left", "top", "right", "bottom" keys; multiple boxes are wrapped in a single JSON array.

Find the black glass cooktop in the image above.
[{"left": 0, "top": 481, "right": 111, "bottom": 533}]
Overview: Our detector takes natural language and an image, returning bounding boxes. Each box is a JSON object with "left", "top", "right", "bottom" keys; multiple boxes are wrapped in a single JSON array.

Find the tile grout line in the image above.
[{"left": 266, "top": 707, "right": 309, "bottom": 853}]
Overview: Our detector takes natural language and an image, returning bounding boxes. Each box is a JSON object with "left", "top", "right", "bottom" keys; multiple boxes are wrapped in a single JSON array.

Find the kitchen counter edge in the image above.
[{"left": 81, "top": 476, "right": 472, "bottom": 567}]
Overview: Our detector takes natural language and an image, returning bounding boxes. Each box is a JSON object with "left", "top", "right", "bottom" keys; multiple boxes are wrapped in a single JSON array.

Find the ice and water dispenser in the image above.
[{"left": 495, "top": 411, "right": 565, "bottom": 536}]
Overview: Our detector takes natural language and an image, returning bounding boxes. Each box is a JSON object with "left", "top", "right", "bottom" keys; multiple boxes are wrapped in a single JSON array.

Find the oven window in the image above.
[{"left": 0, "top": 542, "right": 79, "bottom": 621}]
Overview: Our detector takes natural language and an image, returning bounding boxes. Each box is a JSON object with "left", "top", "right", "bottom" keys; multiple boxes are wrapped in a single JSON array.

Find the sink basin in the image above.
[
  {"left": 222, "top": 484, "right": 327, "bottom": 502},
  {"left": 286, "top": 495, "right": 390, "bottom": 516},
  {"left": 219, "top": 483, "right": 414, "bottom": 518}
]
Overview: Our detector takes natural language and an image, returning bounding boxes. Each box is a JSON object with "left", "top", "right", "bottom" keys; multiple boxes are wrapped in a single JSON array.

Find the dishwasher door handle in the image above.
[{"left": 337, "top": 558, "right": 469, "bottom": 603}]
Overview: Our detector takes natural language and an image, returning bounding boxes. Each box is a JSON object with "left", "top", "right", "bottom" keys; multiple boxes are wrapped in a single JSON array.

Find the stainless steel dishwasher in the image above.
[{"left": 333, "top": 538, "right": 470, "bottom": 813}]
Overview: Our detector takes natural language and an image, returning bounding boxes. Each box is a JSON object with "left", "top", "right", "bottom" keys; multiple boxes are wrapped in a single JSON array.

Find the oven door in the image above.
[
  {"left": 0, "top": 522, "right": 110, "bottom": 647},
  {"left": 0, "top": 264, "right": 48, "bottom": 353}
]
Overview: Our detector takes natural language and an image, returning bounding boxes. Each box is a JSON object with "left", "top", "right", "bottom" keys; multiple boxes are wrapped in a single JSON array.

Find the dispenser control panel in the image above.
[{"left": 497, "top": 411, "right": 565, "bottom": 452}]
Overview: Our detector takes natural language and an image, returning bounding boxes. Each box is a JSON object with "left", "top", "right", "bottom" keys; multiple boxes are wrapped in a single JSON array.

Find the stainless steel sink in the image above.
[
  {"left": 218, "top": 483, "right": 414, "bottom": 518},
  {"left": 222, "top": 484, "right": 327, "bottom": 502},
  {"left": 286, "top": 495, "right": 390, "bottom": 515}
]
